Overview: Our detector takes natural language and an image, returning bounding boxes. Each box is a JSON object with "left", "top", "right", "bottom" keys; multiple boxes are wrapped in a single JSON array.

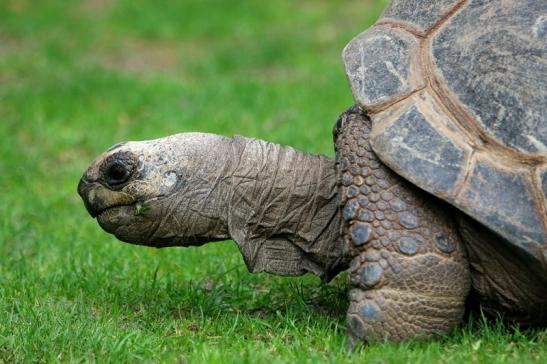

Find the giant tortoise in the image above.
[{"left": 77, "top": 0, "right": 547, "bottom": 346}]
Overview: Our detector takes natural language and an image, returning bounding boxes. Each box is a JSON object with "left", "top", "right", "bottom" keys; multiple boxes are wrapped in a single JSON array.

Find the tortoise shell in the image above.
[{"left": 342, "top": 0, "right": 547, "bottom": 266}]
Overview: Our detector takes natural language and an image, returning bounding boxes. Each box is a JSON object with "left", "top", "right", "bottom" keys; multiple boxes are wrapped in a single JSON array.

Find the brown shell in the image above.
[{"left": 342, "top": 0, "right": 547, "bottom": 267}]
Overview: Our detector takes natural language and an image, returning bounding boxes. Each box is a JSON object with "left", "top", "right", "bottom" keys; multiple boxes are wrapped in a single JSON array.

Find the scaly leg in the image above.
[{"left": 334, "top": 107, "right": 470, "bottom": 346}]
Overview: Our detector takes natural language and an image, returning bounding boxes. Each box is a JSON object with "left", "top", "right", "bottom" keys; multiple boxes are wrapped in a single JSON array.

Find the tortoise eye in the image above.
[{"left": 105, "top": 160, "right": 133, "bottom": 187}]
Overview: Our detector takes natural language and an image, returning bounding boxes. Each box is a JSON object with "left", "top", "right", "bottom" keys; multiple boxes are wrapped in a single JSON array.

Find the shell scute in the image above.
[
  {"left": 371, "top": 105, "right": 468, "bottom": 196},
  {"left": 343, "top": 27, "right": 423, "bottom": 110}
]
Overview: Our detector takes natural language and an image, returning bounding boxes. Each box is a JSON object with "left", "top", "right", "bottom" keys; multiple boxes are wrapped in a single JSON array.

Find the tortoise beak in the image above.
[
  {"left": 77, "top": 176, "right": 136, "bottom": 218},
  {"left": 77, "top": 177, "right": 100, "bottom": 217}
]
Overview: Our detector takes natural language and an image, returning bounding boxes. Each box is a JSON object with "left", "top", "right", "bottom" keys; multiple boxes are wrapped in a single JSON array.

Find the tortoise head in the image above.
[{"left": 77, "top": 133, "right": 232, "bottom": 247}]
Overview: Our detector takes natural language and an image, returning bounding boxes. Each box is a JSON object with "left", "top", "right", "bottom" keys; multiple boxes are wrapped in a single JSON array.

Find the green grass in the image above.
[{"left": 0, "top": 0, "right": 545, "bottom": 362}]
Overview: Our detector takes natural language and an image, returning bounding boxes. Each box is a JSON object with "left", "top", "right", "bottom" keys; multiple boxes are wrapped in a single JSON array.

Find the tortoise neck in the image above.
[{"left": 225, "top": 136, "right": 348, "bottom": 281}]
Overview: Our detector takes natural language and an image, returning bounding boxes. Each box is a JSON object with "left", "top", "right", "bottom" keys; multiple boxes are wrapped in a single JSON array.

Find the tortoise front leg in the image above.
[
  {"left": 346, "top": 227, "right": 470, "bottom": 346},
  {"left": 334, "top": 108, "right": 470, "bottom": 347}
]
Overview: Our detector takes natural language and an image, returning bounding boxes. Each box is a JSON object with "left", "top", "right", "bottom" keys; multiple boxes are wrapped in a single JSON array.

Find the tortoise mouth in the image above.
[
  {"left": 78, "top": 177, "right": 138, "bottom": 218},
  {"left": 96, "top": 203, "right": 145, "bottom": 236},
  {"left": 95, "top": 203, "right": 135, "bottom": 219},
  {"left": 96, "top": 202, "right": 143, "bottom": 221},
  {"left": 95, "top": 202, "right": 172, "bottom": 246}
]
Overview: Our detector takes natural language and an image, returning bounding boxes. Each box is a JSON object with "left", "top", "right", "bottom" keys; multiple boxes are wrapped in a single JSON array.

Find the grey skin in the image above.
[{"left": 78, "top": 0, "right": 547, "bottom": 347}]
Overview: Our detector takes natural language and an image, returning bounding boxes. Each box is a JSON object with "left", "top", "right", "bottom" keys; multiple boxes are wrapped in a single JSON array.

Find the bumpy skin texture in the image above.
[{"left": 334, "top": 108, "right": 471, "bottom": 345}]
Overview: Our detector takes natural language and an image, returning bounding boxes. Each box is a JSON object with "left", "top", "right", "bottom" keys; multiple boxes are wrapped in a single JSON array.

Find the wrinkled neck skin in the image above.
[
  {"left": 226, "top": 136, "right": 348, "bottom": 281},
  {"left": 163, "top": 135, "right": 348, "bottom": 281}
]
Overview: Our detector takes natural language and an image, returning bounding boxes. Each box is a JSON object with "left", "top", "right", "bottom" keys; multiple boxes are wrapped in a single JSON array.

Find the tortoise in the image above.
[{"left": 78, "top": 0, "right": 547, "bottom": 346}]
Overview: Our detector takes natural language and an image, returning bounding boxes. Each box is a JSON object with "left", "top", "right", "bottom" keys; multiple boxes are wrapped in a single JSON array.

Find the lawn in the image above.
[{"left": 0, "top": 0, "right": 545, "bottom": 362}]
